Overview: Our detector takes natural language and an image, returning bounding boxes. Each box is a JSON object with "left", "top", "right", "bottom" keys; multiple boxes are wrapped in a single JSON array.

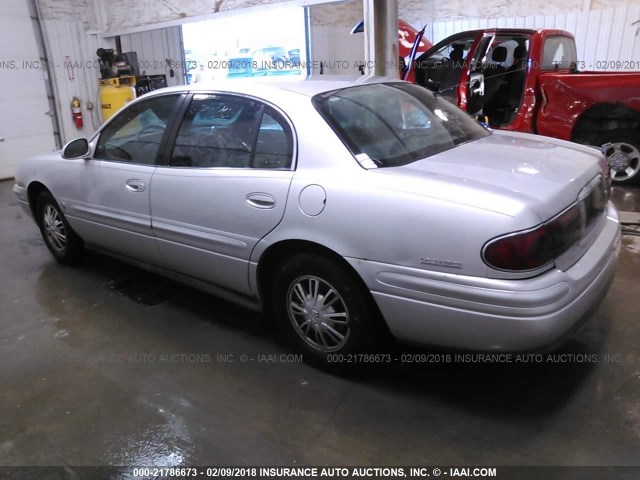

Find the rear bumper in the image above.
[{"left": 347, "top": 204, "right": 621, "bottom": 351}]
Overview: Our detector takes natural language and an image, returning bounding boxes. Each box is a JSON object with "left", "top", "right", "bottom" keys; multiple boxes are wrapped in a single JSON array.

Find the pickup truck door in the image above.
[
  {"left": 413, "top": 32, "right": 491, "bottom": 116},
  {"left": 473, "top": 34, "right": 534, "bottom": 130},
  {"left": 414, "top": 33, "right": 479, "bottom": 104},
  {"left": 534, "top": 34, "right": 580, "bottom": 140},
  {"left": 466, "top": 35, "right": 493, "bottom": 116}
]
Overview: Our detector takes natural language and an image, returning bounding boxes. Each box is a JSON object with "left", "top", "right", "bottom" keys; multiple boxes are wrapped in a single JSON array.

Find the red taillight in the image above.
[
  {"left": 483, "top": 204, "right": 587, "bottom": 272},
  {"left": 483, "top": 225, "right": 555, "bottom": 271},
  {"left": 483, "top": 177, "right": 608, "bottom": 272},
  {"left": 548, "top": 204, "right": 583, "bottom": 257}
]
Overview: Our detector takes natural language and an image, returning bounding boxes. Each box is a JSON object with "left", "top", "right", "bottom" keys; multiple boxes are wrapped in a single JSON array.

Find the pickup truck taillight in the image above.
[{"left": 483, "top": 177, "right": 608, "bottom": 272}]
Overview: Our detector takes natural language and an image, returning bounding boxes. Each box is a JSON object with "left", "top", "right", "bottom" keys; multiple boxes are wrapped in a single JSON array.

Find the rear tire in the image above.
[
  {"left": 272, "top": 253, "right": 383, "bottom": 369},
  {"left": 36, "top": 191, "right": 84, "bottom": 265},
  {"left": 594, "top": 130, "right": 640, "bottom": 185}
]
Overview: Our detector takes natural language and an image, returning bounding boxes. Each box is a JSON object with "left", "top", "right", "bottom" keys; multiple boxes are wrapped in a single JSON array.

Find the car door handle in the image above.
[
  {"left": 246, "top": 193, "right": 275, "bottom": 209},
  {"left": 126, "top": 179, "right": 145, "bottom": 192},
  {"left": 0, "top": 137, "right": 5, "bottom": 142}
]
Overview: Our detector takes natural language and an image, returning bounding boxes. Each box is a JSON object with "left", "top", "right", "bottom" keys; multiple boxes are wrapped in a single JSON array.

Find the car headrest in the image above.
[
  {"left": 513, "top": 45, "right": 527, "bottom": 60},
  {"left": 450, "top": 45, "right": 464, "bottom": 61},
  {"left": 492, "top": 46, "right": 507, "bottom": 62}
]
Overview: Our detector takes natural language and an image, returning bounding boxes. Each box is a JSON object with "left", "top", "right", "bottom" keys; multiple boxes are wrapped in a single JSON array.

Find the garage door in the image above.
[{"left": 0, "top": 1, "right": 56, "bottom": 179}]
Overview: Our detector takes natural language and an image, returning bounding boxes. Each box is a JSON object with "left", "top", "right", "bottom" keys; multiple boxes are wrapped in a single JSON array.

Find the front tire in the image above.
[
  {"left": 595, "top": 130, "right": 640, "bottom": 185},
  {"left": 36, "top": 191, "right": 84, "bottom": 265},
  {"left": 272, "top": 253, "right": 382, "bottom": 368}
]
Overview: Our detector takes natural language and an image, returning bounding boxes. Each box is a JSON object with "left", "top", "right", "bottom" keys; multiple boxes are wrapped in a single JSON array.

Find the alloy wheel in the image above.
[
  {"left": 287, "top": 275, "right": 351, "bottom": 352},
  {"left": 42, "top": 205, "right": 67, "bottom": 253},
  {"left": 604, "top": 142, "right": 640, "bottom": 182}
]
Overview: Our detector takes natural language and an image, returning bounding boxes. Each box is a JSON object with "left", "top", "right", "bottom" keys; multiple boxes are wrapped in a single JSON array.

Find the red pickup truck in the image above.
[{"left": 413, "top": 28, "right": 640, "bottom": 184}]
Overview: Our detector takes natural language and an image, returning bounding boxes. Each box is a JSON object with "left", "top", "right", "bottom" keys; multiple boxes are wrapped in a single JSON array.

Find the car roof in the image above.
[
  {"left": 441, "top": 28, "right": 573, "bottom": 39},
  {"left": 144, "top": 75, "right": 395, "bottom": 101}
]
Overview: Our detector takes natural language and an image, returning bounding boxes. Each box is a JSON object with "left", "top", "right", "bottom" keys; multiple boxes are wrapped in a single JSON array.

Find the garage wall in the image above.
[
  {"left": 38, "top": 17, "right": 104, "bottom": 142},
  {"left": 37, "top": 0, "right": 185, "bottom": 144},
  {"left": 103, "top": 0, "right": 287, "bottom": 34},
  {"left": 36, "top": 0, "right": 99, "bottom": 31},
  {"left": 308, "top": 1, "right": 365, "bottom": 75},
  {"left": 37, "top": 0, "right": 345, "bottom": 36},
  {"left": 39, "top": 19, "right": 184, "bottom": 144},
  {"left": 398, "top": 0, "right": 636, "bottom": 26},
  {"left": 118, "top": 27, "right": 185, "bottom": 86}
]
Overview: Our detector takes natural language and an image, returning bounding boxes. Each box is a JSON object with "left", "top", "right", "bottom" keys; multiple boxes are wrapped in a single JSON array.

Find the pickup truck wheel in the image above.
[
  {"left": 596, "top": 130, "right": 640, "bottom": 185},
  {"left": 37, "top": 191, "right": 84, "bottom": 265},
  {"left": 272, "top": 253, "right": 382, "bottom": 369}
]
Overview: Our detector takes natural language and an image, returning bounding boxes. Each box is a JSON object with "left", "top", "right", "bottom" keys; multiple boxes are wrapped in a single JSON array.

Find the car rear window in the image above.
[
  {"left": 313, "top": 82, "right": 490, "bottom": 168},
  {"left": 541, "top": 36, "right": 577, "bottom": 70}
]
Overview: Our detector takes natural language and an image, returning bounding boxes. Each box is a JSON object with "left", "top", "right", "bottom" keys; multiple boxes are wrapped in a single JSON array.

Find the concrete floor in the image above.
[{"left": 0, "top": 179, "right": 639, "bottom": 469}]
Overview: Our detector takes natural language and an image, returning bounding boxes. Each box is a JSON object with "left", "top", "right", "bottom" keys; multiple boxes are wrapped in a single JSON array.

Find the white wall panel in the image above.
[
  {"left": 307, "top": 0, "right": 364, "bottom": 75},
  {"left": 427, "top": 5, "right": 640, "bottom": 71},
  {"left": 309, "top": 25, "right": 364, "bottom": 75},
  {"left": 0, "top": 0, "right": 56, "bottom": 179}
]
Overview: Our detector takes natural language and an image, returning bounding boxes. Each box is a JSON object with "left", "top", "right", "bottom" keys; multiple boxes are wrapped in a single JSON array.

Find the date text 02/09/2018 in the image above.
[{"left": 132, "top": 466, "right": 499, "bottom": 477}]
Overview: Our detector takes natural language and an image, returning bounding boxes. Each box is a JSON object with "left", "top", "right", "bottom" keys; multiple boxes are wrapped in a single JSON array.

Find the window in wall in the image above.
[{"left": 182, "top": 7, "right": 307, "bottom": 82}]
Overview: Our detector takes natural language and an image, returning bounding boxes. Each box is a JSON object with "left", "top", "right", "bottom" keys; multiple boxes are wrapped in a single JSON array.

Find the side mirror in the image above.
[{"left": 62, "top": 138, "right": 89, "bottom": 159}]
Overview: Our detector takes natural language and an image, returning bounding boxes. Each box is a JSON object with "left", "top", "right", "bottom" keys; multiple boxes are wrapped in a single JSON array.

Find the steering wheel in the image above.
[{"left": 103, "top": 143, "right": 131, "bottom": 161}]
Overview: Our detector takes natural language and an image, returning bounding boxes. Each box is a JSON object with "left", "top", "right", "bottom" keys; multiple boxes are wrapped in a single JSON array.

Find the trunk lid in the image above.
[{"left": 374, "top": 130, "right": 605, "bottom": 221}]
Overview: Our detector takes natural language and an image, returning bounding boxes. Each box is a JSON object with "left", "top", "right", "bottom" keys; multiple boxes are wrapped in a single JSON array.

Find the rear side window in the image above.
[
  {"left": 254, "top": 112, "right": 294, "bottom": 168},
  {"left": 313, "top": 82, "right": 489, "bottom": 168},
  {"left": 541, "top": 36, "right": 577, "bottom": 70},
  {"left": 171, "top": 94, "right": 293, "bottom": 169}
]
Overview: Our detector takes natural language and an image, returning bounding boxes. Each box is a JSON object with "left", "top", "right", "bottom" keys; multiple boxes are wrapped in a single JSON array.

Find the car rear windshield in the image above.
[{"left": 313, "top": 82, "right": 490, "bottom": 168}]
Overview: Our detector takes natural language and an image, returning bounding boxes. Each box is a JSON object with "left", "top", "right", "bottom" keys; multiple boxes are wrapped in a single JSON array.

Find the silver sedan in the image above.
[{"left": 13, "top": 77, "right": 621, "bottom": 367}]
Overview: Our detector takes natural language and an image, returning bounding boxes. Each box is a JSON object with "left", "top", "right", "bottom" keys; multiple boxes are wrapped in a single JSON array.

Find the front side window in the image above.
[
  {"left": 171, "top": 94, "right": 293, "bottom": 169},
  {"left": 313, "top": 82, "right": 490, "bottom": 168},
  {"left": 95, "top": 95, "right": 180, "bottom": 164},
  {"left": 430, "top": 37, "right": 476, "bottom": 64},
  {"left": 414, "top": 35, "right": 476, "bottom": 100}
]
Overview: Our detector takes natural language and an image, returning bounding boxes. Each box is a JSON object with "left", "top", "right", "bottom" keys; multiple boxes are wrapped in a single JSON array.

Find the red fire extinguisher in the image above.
[{"left": 71, "top": 97, "right": 83, "bottom": 129}]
